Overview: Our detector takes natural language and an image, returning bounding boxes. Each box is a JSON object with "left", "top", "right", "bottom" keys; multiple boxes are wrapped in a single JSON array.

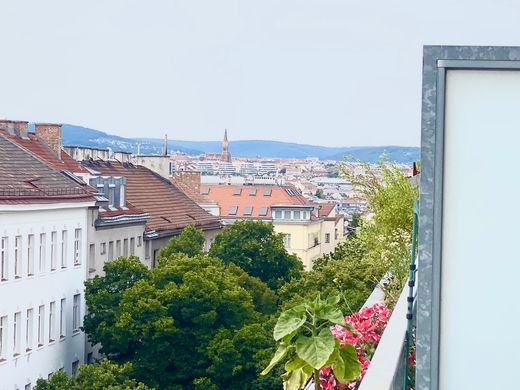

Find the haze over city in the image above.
[{"left": 2, "top": 0, "right": 520, "bottom": 147}]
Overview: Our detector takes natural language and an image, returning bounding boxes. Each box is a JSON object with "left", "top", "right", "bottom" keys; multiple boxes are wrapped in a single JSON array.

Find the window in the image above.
[
  {"left": 1, "top": 237, "right": 8, "bottom": 281},
  {"left": 303, "top": 211, "right": 309, "bottom": 220},
  {"left": 263, "top": 188, "right": 272, "bottom": 196},
  {"left": 145, "top": 241, "right": 150, "bottom": 260},
  {"left": 61, "top": 230, "right": 67, "bottom": 268},
  {"left": 0, "top": 316, "right": 6, "bottom": 360},
  {"left": 116, "top": 240, "right": 121, "bottom": 257},
  {"left": 73, "top": 229, "right": 81, "bottom": 265},
  {"left": 283, "top": 234, "right": 291, "bottom": 249},
  {"left": 88, "top": 244, "right": 95, "bottom": 272},
  {"left": 38, "top": 305, "right": 45, "bottom": 347},
  {"left": 201, "top": 187, "right": 210, "bottom": 195},
  {"left": 335, "top": 228, "right": 339, "bottom": 240},
  {"left": 249, "top": 188, "right": 257, "bottom": 196},
  {"left": 27, "top": 234, "right": 35, "bottom": 276},
  {"left": 72, "top": 294, "right": 80, "bottom": 332},
  {"left": 87, "top": 352, "right": 93, "bottom": 364},
  {"left": 13, "top": 311, "right": 21, "bottom": 355},
  {"left": 137, "top": 236, "right": 142, "bottom": 247},
  {"left": 259, "top": 207, "right": 268, "bottom": 216},
  {"left": 130, "top": 237, "right": 135, "bottom": 256},
  {"left": 123, "top": 239, "right": 128, "bottom": 256},
  {"left": 60, "top": 299, "right": 66, "bottom": 339},
  {"left": 49, "top": 302, "right": 56, "bottom": 342},
  {"left": 229, "top": 206, "right": 238, "bottom": 215},
  {"left": 108, "top": 186, "right": 115, "bottom": 206},
  {"left": 26, "top": 308, "right": 34, "bottom": 351},
  {"left": 14, "top": 235, "right": 22, "bottom": 278},
  {"left": 233, "top": 188, "right": 242, "bottom": 195},
  {"left": 39, "top": 233, "right": 46, "bottom": 273},
  {"left": 293, "top": 210, "right": 301, "bottom": 219},
  {"left": 100, "top": 242, "right": 106, "bottom": 255},
  {"left": 325, "top": 233, "right": 330, "bottom": 244},
  {"left": 108, "top": 241, "right": 114, "bottom": 261},
  {"left": 72, "top": 360, "right": 79, "bottom": 375},
  {"left": 50, "top": 232, "right": 57, "bottom": 271},
  {"left": 274, "top": 210, "right": 282, "bottom": 219},
  {"left": 284, "top": 210, "right": 291, "bottom": 219},
  {"left": 243, "top": 206, "right": 253, "bottom": 216}
]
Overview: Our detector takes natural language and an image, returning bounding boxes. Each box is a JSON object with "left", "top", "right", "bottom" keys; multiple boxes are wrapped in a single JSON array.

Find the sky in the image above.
[{"left": 1, "top": 1, "right": 519, "bottom": 147}]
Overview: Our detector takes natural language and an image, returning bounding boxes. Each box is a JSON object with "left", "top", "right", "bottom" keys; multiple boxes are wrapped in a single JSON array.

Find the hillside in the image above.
[{"left": 61, "top": 124, "right": 420, "bottom": 163}]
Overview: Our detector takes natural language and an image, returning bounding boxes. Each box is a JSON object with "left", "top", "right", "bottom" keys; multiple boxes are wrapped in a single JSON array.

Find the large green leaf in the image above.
[
  {"left": 261, "top": 342, "right": 291, "bottom": 375},
  {"left": 274, "top": 306, "right": 307, "bottom": 341},
  {"left": 295, "top": 328, "right": 335, "bottom": 370},
  {"left": 316, "top": 305, "right": 347, "bottom": 326},
  {"left": 333, "top": 344, "right": 361, "bottom": 384},
  {"left": 284, "top": 356, "right": 308, "bottom": 372},
  {"left": 282, "top": 365, "right": 313, "bottom": 390}
]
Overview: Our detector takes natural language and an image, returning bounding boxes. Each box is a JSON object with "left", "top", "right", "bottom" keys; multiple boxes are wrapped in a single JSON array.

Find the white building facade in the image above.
[{"left": 0, "top": 201, "right": 93, "bottom": 390}]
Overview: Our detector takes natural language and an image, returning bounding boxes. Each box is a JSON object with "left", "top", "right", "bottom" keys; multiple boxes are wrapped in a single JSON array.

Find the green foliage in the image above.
[
  {"left": 34, "top": 360, "right": 151, "bottom": 390},
  {"left": 159, "top": 225, "right": 206, "bottom": 259},
  {"left": 315, "top": 189, "right": 324, "bottom": 199},
  {"left": 262, "top": 295, "right": 361, "bottom": 390},
  {"left": 84, "top": 253, "right": 280, "bottom": 389},
  {"left": 209, "top": 220, "right": 303, "bottom": 290}
]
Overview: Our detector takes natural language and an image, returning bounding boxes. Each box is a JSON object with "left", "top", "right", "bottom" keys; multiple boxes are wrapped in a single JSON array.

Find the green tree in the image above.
[
  {"left": 209, "top": 220, "right": 303, "bottom": 290},
  {"left": 261, "top": 295, "right": 360, "bottom": 390},
  {"left": 84, "top": 253, "right": 280, "bottom": 389},
  {"left": 34, "top": 360, "right": 151, "bottom": 390},
  {"left": 315, "top": 189, "right": 324, "bottom": 199},
  {"left": 159, "top": 225, "right": 206, "bottom": 259}
]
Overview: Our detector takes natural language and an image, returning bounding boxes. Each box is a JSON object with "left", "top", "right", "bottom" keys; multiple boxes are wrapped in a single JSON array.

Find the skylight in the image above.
[
  {"left": 263, "top": 188, "right": 272, "bottom": 196},
  {"left": 244, "top": 206, "right": 253, "bottom": 215},
  {"left": 229, "top": 206, "right": 238, "bottom": 215}
]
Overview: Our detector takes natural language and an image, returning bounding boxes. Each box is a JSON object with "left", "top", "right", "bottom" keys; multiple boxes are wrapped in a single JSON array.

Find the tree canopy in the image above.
[
  {"left": 209, "top": 220, "right": 303, "bottom": 290},
  {"left": 158, "top": 224, "right": 205, "bottom": 259}
]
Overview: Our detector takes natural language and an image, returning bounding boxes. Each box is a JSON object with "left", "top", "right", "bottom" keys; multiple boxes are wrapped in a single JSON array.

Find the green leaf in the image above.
[
  {"left": 261, "top": 342, "right": 291, "bottom": 376},
  {"left": 284, "top": 356, "right": 308, "bottom": 372},
  {"left": 295, "top": 328, "right": 335, "bottom": 370},
  {"left": 282, "top": 366, "right": 312, "bottom": 390},
  {"left": 333, "top": 344, "right": 361, "bottom": 384},
  {"left": 273, "top": 306, "right": 306, "bottom": 341},
  {"left": 316, "top": 306, "right": 347, "bottom": 326},
  {"left": 325, "top": 295, "right": 341, "bottom": 305}
]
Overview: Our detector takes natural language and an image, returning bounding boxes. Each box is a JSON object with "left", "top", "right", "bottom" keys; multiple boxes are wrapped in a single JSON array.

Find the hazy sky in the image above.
[{"left": 1, "top": 1, "right": 519, "bottom": 147}]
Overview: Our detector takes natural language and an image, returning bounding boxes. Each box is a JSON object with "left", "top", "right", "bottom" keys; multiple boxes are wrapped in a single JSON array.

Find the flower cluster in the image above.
[{"left": 319, "top": 303, "right": 391, "bottom": 390}]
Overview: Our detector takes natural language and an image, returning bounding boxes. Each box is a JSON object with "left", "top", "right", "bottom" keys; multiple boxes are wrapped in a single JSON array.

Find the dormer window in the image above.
[
  {"left": 284, "top": 210, "right": 291, "bottom": 219},
  {"left": 274, "top": 210, "right": 282, "bottom": 219},
  {"left": 294, "top": 210, "right": 301, "bottom": 219}
]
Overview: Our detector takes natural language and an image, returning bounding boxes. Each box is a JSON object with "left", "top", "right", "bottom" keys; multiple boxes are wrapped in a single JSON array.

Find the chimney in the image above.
[
  {"left": 0, "top": 119, "right": 28, "bottom": 137},
  {"left": 162, "top": 133, "right": 168, "bottom": 156},
  {"left": 12, "top": 121, "right": 29, "bottom": 139},
  {"left": 35, "top": 123, "right": 62, "bottom": 159}
]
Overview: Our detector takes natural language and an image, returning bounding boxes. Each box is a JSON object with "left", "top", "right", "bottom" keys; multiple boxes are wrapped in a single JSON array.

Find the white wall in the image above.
[
  {"left": 439, "top": 69, "right": 520, "bottom": 389},
  {"left": 0, "top": 203, "right": 91, "bottom": 390}
]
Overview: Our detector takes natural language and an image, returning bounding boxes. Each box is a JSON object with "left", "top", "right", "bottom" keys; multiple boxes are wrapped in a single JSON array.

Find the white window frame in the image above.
[
  {"left": 108, "top": 241, "right": 114, "bottom": 261},
  {"left": 1, "top": 237, "right": 8, "bottom": 281},
  {"left": 49, "top": 301, "right": 56, "bottom": 342},
  {"left": 26, "top": 308, "right": 33, "bottom": 351},
  {"left": 130, "top": 237, "right": 135, "bottom": 256},
  {"left": 14, "top": 235, "right": 22, "bottom": 278},
  {"left": 39, "top": 233, "right": 46, "bottom": 273},
  {"left": 123, "top": 238, "right": 128, "bottom": 257},
  {"left": 100, "top": 242, "right": 106, "bottom": 255},
  {"left": 116, "top": 240, "right": 121, "bottom": 257},
  {"left": 73, "top": 228, "right": 81, "bottom": 266},
  {"left": 137, "top": 236, "right": 142, "bottom": 247},
  {"left": 0, "top": 316, "right": 7, "bottom": 360},
  {"left": 60, "top": 298, "right": 66, "bottom": 339},
  {"left": 325, "top": 233, "right": 330, "bottom": 244},
  {"left": 27, "top": 234, "right": 35, "bottom": 276},
  {"left": 50, "top": 231, "right": 57, "bottom": 271},
  {"left": 37, "top": 305, "right": 45, "bottom": 347},
  {"left": 61, "top": 230, "right": 67, "bottom": 269},
  {"left": 283, "top": 234, "right": 291, "bottom": 249},
  {"left": 13, "top": 311, "right": 21, "bottom": 356},
  {"left": 72, "top": 294, "right": 80, "bottom": 332}
]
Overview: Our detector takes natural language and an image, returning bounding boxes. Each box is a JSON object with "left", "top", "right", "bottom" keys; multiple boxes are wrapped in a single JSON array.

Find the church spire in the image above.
[{"left": 221, "top": 128, "right": 232, "bottom": 163}]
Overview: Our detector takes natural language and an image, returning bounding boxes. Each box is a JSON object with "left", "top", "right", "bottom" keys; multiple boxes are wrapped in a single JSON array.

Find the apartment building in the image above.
[{"left": 0, "top": 134, "right": 95, "bottom": 389}]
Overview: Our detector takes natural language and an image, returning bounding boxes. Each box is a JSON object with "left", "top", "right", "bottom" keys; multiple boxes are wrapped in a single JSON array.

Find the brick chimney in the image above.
[
  {"left": 171, "top": 171, "right": 201, "bottom": 194},
  {"left": 0, "top": 120, "right": 28, "bottom": 138},
  {"left": 35, "top": 123, "right": 62, "bottom": 159}
]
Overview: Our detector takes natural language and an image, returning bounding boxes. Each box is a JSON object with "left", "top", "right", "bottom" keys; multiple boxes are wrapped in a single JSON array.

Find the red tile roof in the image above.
[
  {"left": 83, "top": 160, "right": 221, "bottom": 236},
  {"left": 201, "top": 184, "right": 310, "bottom": 219},
  {"left": 318, "top": 203, "right": 336, "bottom": 218},
  {"left": 0, "top": 135, "right": 94, "bottom": 205},
  {"left": 0, "top": 129, "right": 89, "bottom": 174}
]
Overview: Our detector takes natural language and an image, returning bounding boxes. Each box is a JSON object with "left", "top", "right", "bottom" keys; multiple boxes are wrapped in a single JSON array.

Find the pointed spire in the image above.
[{"left": 224, "top": 128, "right": 228, "bottom": 142}]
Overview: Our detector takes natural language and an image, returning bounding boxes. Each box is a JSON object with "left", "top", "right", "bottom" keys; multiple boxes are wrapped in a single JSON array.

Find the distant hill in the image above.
[{"left": 61, "top": 124, "right": 420, "bottom": 163}]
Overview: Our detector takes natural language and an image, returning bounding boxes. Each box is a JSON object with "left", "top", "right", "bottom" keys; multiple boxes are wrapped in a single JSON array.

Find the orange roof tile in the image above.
[{"left": 201, "top": 184, "right": 310, "bottom": 219}]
